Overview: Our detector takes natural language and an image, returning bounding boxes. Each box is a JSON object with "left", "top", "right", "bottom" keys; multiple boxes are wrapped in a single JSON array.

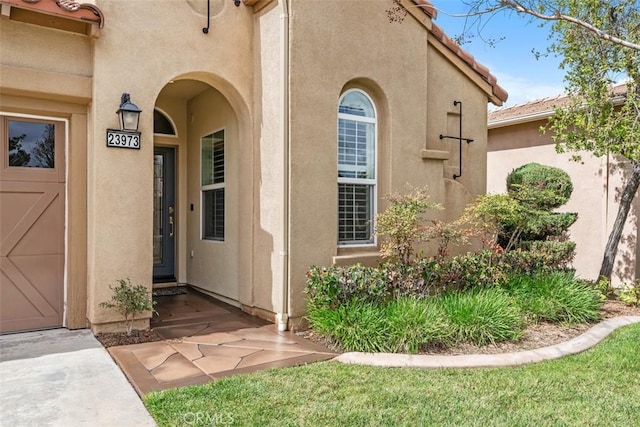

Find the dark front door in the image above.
[{"left": 153, "top": 147, "right": 176, "bottom": 282}]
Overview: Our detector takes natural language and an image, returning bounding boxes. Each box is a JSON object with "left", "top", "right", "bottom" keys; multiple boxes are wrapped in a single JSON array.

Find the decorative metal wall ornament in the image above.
[
  {"left": 202, "top": 0, "right": 241, "bottom": 34},
  {"left": 439, "top": 100, "right": 474, "bottom": 180}
]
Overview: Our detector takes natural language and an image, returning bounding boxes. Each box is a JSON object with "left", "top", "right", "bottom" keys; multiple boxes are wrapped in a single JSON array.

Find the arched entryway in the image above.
[{"left": 152, "top": 77, "right": 251, "bottom": 308}]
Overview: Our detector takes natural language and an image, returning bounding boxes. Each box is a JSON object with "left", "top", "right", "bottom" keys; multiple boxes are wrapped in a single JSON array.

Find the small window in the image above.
[
  {"left": 154, "top": 109, "right": 176, "bottom": 135},
  {"left": 8, "top": 120, "right": 55, "bottom": 168},
  {"left": 337, "top": 89, "right": 377, "bottom": 245},
  {"left": 201, "top": 130, "right": 225, "bottom": 241}
]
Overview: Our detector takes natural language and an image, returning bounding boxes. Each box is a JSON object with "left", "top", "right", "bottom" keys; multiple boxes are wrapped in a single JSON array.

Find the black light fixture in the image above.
[{"left": 117, "top": 93, "right": 142, "bottom": 132}]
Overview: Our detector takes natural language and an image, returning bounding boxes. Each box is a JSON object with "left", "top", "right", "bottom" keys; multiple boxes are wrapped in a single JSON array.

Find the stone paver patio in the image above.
[{"left": 109, "top": 288, "right": 335, "bottom": 395}]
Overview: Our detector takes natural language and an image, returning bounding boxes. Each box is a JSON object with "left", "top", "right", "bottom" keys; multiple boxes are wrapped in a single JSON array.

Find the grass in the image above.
[
  {"left": 506, "top": 272, "right": 602, "bottom": 323},
  {"left": 144, "top": 323, "right": 640, "bottom": 427},
  {"left": 307, "top": 271, "right": 603, "bottom": 353}
]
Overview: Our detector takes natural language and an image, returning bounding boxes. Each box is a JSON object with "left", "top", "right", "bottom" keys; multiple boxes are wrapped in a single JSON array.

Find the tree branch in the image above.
[{"left": 503, "top": 0, "right": 640, "bottom": 51}]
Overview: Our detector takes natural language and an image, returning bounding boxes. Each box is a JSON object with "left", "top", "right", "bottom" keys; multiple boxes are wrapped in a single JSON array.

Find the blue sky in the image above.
[{"left": 429, "top": 1, "right": 567, "bottom": 108}]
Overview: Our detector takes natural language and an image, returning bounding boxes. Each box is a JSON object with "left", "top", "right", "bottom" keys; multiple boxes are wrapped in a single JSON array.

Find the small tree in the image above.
[
  {"left": 505, "top": 163, "right": 577, "bottom": 244},
  {"left": 99, "top": 278, "right": 156, "bottom": 336},
  {"left": 375, "top": 186, "right": 441, "bottom": 264}
]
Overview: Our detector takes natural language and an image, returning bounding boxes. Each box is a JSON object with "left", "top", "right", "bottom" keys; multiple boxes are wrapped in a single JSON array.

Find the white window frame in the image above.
[
  {"left": 200, "top": 128, "right": 225, "bottom": 242},
  {"left": 337, "top": 89, "right": 378, "bottom": 247}
]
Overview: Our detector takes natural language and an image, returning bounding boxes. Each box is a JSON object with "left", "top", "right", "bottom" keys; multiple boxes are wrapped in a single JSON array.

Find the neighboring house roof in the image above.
[
  {"left": 1, "top": 0, "right": 104, "bottom": 29},
  {"left": 488, "top": 83, "right": 628, "bottom": 128},
  {"left": 410, "top": 0, "right": 509, "bottom": 105}
]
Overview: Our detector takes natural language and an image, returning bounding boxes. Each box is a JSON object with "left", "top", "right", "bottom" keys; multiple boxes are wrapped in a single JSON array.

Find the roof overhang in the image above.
[{"left": 0, "top": 0, "right": 103, "bottom": 36}]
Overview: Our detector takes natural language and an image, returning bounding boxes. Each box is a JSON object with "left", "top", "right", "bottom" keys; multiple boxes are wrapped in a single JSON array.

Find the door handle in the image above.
[{"left": 169, "top": 206, "right": 174, "bottom": 237}]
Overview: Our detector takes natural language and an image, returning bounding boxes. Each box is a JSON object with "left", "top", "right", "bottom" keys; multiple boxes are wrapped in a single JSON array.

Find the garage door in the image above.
[{"left": 1, "top": 116, "right": 65, "bottom": 333}]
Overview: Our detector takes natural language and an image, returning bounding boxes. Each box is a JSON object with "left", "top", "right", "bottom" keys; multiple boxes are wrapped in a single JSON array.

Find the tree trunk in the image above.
[{"left": 599, "top": 160, "right": 640, "bottom": 279}]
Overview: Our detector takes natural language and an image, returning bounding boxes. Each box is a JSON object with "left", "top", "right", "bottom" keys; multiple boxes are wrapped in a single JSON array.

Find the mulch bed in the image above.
[
  {"left": 95, "top": 329, "right": 164, "bottom": 348},
  {"left": 95, "top": 300, "right": 639, "bottom": 351}
]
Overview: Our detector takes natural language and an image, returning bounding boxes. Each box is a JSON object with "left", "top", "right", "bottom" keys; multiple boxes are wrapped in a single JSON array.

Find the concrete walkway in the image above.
[
  {"left": 0, "top": 329, "right": 156, "bottom": 427},
  {"left": 334, "top": 316, "right": 640, "bottom": 368}
]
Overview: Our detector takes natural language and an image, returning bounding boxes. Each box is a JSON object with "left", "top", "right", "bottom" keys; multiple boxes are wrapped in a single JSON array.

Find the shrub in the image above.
[
  {"left": 305, "top": 265, "right": 390, "bottom": 310},
  {"left": 422, "top": 251, "right": 507, "bottom": 292},
  {"left": 439, "top": 288, "right": 524, "bottom": 345},
  {"left": 99, "top": 278, "right": 156, "bottom": 336},
  {"left": 505, "top": 272, "right": 602, "bottom": 324},
  {"left": 506, "top": 162, "right": 573, "bottom": 209},
  {"left": 375, "top": 186, "right": 441, "bottom": 264},
  {"left": 500, "top": 242, "right": 576, "bottom": 275},
  {"left": 619, "top": 280, "right": 640, "bottom": 307}
]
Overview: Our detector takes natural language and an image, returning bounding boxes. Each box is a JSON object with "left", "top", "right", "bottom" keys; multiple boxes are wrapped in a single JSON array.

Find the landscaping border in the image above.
[{"left": 333, "top": 316, "right": 640, "bottom": 368}]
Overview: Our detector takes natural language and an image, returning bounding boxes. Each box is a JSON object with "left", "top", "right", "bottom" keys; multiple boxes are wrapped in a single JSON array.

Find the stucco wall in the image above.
[
  {"left": 286, "top": 0, "right": 492, "bottom": 318},
  {"left": 185, "top": 88, "right": 242, "bottom": 301},
  {"left": 88, "top": 0, "right": 255, "bottom": 327},
  {"left": 251, "top": 1, "right": 285, "bottom": 316},
  {"left": 488, "top": 120, "right": 639, "bottom": 285}
]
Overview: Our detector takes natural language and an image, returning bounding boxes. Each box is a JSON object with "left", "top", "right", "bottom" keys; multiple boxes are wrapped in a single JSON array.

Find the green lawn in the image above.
[{"left": 144, "top": 324, "right": 640, "bottom": 427}]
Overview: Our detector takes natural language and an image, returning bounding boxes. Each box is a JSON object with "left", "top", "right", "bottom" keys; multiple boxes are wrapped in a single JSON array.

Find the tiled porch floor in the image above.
[{"left": 109, "top": 288, "right": 336, "bottom": 395}]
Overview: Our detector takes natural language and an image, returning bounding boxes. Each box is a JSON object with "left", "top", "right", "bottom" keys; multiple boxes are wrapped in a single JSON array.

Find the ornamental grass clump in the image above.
[
  {"left": 505, "top": 271, "right": 601, "bottom": 324},
  {"left": 439, "top": 288, "right": 524, "bottom": 346}
]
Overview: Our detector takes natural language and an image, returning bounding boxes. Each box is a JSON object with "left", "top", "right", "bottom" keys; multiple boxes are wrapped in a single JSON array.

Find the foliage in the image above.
[
  {"left": 440, "top": 288, "right": 524, "bottom": 345},
  {"left": 305, "top": 265, "right": 390, "bottom": 309},
  {"left": 307, "top": 297, "right": 453, "bottom": 354},
  {"left": 460, "top": 163, "right": 577, "bottom": 252},
  {"left": 458, "top": 193, "right": 524, "bottom": 250},
  {"left": 619, "top": 279, "right": 640, "bottom": 307},
  {"left": 375, "top": 186, "right": 441, "bottom": 264},
  {"left": 422, "top": 251, "right": 507, "bottom": 291},
  {"left": 586, "top": 276, "right": 611, "bottom": 302},
  {"left": 501, "top": 241, "right": 576, "bottom": 274},
  {"left": 99, "top": 278, "right": 156, "bottom": 336},
  {"left": 450, "top": 0, "right": 640, "bottom": 279},
  {"left": 307, "top": 289, "right": 524, "bottom": 352},
  {"left": 505, "top": 272, "right": 602, "bottom": 324},
  {"left": 544, "top": 0, "right": 640, "bottom": 279},
  {"left": 507, "top": 162, "right": 573, "bottom": 209}
]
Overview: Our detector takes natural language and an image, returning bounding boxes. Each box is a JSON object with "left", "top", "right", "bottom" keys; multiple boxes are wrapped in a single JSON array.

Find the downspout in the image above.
[{"left": 276, "top": 0, "right": 290, "bottom": 331}]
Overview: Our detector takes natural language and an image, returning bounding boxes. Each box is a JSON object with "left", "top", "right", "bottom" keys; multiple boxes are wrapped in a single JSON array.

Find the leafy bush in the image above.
[
  {"left": 439, "top": 288, "right": 524, "bottom": 345},
  {"left": 505, "top": 272, "right": 602, "bottom": 324},
  {"left": 500, "top": 242, "right": 576, "bottom": 275},
  {"left": 619, "top": 280, "right": 640, "bottom": 307},
  {"left": 375, "top": 186, "right": 441, "bottom": 264},
  {"left": 422, "top": 251, "right": 507, "bottom": 292},
  {"left": 506, "top": 162, "right": 573, "bottom": 209},
  {"left": 99, "top": 278, "right": 156, "bottom": 335},
  {"left": 305, "top": 265, "right": 390, "bottom": 309}
]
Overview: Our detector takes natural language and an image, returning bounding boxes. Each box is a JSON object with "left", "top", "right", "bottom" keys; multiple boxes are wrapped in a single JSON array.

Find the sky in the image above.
[{"left": 429, "top": 1, "right": 567, "bottom": 109}]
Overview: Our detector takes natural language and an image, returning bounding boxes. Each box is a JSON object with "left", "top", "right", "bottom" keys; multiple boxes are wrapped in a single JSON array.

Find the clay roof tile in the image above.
[
  {"left": 410, "top": 0, "right": 508, "bottom": 104},
  {"left": 3, "top": 0, "right": 104, "bottom": 28}
]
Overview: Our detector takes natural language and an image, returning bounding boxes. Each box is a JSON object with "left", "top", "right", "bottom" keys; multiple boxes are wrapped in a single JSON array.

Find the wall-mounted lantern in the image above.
[
  {"left": 117, "top": 93, "right": 142, "bottom": 132},
  {"left": 107, "top": 93, "right": 142, "bottom": 149}
]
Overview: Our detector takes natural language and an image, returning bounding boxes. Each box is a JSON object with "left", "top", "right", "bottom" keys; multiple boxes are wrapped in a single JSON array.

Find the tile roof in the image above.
[
  {"left": 488, "top": 82, "right": 629, "bottom": 126},
  {"left": 2, "top": 0, "right": 104, "bottom": 28},
  {"left": 411, "top": 0, "right": 508, "bottom": 104}
]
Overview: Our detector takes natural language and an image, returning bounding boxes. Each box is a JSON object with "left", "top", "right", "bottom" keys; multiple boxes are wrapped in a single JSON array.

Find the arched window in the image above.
[
  {"left": 153, "top": 109, "right": 176, "bottom": 135},
  {"left": 337, "top": 89, "right": 376, "bottom": 245}
]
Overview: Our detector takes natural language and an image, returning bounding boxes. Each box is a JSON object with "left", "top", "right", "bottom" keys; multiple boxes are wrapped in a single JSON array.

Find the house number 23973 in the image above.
[{"left": 106, "top": 129, "right": 141, "bottom": 149}]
